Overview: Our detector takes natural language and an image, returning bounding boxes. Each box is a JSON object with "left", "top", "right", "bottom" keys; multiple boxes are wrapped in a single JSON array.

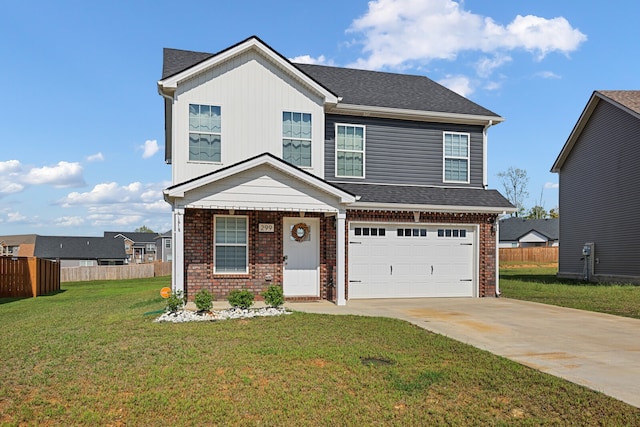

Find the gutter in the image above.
[{"left": 482, "top": 120, "right": 493, "bottom": 189}]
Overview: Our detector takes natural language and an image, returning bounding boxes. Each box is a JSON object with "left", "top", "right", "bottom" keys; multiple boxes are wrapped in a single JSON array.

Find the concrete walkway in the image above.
[{"left": 282, "top": 298, "right": 640, "bottom": 408}]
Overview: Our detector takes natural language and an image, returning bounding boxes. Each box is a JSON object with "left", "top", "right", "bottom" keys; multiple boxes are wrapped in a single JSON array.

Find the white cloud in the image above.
[
  {"left": 438, "top": 75, "right": 474, "bottom": 97},
  {"left": 544, "top": 182, "right": 559, "bottom": 189},
  {"left": 475, "top": 54, "right": 512, "bottom": 78},
  {"left": 535, "top": 71, "right": 561, "bottom": 79},
  {"left": 54, "top": 216, "right": 85, "bottom": 227},
  {"left": 23, "top": 161, "right": 85, "bottom": 188},
  {"left": 140, "top": 140, "right": 160, "bottom": 159},
  {"left": 289, "top": 54, "right": 331, "bottom": 65},
  {"left": 86, "top": 152, "right": 105, "bottom": 162},
  {"left": 0, "top": 160, "right": 25, "bottom": 194},
  {"left": 348, "top": 0, "right": 586, "bottom": 71},
  {"left": 7, "top": 211, "right": 27, "bottom": 222}
]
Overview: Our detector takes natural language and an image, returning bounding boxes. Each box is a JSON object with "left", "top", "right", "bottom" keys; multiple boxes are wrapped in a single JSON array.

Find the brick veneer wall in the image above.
[
  {"left": 345, "top": 210, "right": 499, "bottom": 297},
  {"left": 183, "top": 208, "right": 336, "bottom": 302},
  {"left": 182, "top": 208, "right": 498, "bottom": 302}
]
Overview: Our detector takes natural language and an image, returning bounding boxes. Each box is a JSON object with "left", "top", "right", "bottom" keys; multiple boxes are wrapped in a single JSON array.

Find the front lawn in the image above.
[
  {"left": 500, "top": 264, "right": 640, "bottom": 319},
  {"left": 1, "top": 277, "right": 638, "bottom": 425}
]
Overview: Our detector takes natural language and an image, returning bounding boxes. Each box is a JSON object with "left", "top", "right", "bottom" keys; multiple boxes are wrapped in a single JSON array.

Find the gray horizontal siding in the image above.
[
  {"left": 323, "top": 115, "right": 485, "bottom": 187},
  {"left": 559, "top": 100, "right": 640, "bottom": 278}
]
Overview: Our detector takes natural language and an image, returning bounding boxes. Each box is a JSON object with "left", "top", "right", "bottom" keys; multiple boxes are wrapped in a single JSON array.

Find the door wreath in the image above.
[{"left": 291, "top": 222, "right": 310, "bottom": 242}]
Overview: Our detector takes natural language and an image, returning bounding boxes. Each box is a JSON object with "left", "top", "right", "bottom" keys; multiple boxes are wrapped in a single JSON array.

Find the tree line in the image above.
[{"left": 497, "top": 167, "right": 558, "bottom": 219}]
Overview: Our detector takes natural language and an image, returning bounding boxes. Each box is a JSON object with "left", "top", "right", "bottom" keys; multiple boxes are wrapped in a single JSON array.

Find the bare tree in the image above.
[{"left": 497, "top": 167, "right": 529, "bottom": 217}]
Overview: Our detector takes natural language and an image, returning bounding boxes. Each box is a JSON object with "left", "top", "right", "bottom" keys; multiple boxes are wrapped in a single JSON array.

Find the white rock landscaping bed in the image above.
[{"left": 155, "top": 307, "right": 291, "bottom": 323}]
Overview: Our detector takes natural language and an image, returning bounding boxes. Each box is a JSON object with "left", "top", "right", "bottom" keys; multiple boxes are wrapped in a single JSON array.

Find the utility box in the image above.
[{"left": 582, "top": 242, "right": 595, "bottom": 281}]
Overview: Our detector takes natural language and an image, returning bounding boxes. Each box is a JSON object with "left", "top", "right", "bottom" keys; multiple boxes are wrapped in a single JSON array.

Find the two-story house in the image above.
[
  {"left": 159, "top": 36, "right": 514, "bottom": 305},
  {"left": 104, "top": 232, "right": 158, "bottom": 264}
]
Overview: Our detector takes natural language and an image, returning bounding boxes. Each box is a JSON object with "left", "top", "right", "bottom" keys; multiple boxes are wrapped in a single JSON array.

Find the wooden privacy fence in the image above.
[
  {"left": 61, "top": 261, "right": 172, "bottom": 282},
  {"left": 499, "top": 247, "right": 558, "bottom": 263},
  {"left": 0, "top": 257, "right": 60, "bottom": 298}
]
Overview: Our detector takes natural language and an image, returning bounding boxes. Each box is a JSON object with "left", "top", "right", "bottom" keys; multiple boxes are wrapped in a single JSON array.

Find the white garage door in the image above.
[{"left": 348, "top": 223, "right": 476, "bottom": 298}]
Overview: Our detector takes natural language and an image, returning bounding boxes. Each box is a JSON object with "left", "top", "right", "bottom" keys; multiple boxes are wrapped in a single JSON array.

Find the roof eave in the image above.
[
  {"left": 329, "top": 103, "right": 504, "bottom": 125},
  {"left": 349, "top": 201, "right": 516, "bottom": 214}
]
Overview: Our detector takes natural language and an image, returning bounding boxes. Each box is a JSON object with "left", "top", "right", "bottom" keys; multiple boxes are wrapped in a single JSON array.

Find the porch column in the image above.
[
  {"left": 172, "top": 207, "right": 185, "bottom": 293},
  {"left": 336, "top": 210, "right": 347, "bottom": 306}
]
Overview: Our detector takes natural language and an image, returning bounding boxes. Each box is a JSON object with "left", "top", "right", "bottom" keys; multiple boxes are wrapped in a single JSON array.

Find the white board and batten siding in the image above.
[
  {"left": 179, "top": 165, "right": 341, "bottom": 213},
  {"left": 172, "top": 50, "right": 326, "bottom": 184},
  {"left": 348, "top": 223, "right": 478, "bottom": 298}
]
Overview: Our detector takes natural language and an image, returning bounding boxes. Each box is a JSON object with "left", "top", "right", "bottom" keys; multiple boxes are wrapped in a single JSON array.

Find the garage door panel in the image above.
[{"left": 349, "top": 223, "right": 476, "bottom": 299}]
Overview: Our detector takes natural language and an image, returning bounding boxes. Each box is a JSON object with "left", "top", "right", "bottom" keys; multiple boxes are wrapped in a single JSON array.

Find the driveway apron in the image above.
[{"left": 285, "top": 298, "right": 640, "bottom": 408}]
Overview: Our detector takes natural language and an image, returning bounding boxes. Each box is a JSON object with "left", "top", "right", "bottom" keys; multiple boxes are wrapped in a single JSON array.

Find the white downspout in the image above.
[
  {"left": 495, "top": 217, "right": 500, "bottom": 297},
  {"left": 482, "top": 120, "right": 493, "bottom": 189}
]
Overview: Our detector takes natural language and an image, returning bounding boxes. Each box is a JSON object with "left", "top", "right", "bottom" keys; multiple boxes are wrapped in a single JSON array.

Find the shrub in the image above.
[
  {"left": 262, "top": 284, "right": 284, "bottom": 308},
  {"left": 165, "top": 290, "right": 184, "bottom": 313},
  {"left": 228, "top": 289, "right": 254, "bottom": 309},
  {"left": 194, "top": 289, "right": 214, "bottom": 312}
]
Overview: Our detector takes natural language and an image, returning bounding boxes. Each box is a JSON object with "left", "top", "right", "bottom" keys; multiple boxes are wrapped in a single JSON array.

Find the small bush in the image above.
[
  {"left": 194, "top": 289, "right": 214, "bottom": 312},
  {"left": 165, "top": 290, "right": 184, "bottom": 313},
  {"left": 228, "top": 289, "right": 254, "bottom": 309},
  {"left": 262, "top": 285, "right": 284, "bottom": 308}
]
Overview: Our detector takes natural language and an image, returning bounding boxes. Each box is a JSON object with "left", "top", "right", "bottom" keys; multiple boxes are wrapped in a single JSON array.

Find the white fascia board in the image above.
[
  {"left": 349, "top": 202, "right": 516, "bottom": 214},
  {"left": 329, "top": 103, "right": 504, "bottom": 126},
  {"left": 165, "top": 155, "right": 356, "bottom": 204},
  {"left": 158, "top": 38, "right": 338, "bottom": 104}
]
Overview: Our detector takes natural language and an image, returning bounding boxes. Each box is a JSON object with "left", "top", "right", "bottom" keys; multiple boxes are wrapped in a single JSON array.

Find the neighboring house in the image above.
[
  {"left": 104, "top": 232, "right": 159, "bottom": 264},
  {"left": 33, "top": 236, "right": 127, "bottom": 267},
  {"left": 158, "top": 36, "right": 514, "bottom": 305},
  {"left": 0, "top": 234, "right": 37, "bottom": 257},
  {"left": 551, "top": 90, "right": 640, "bottom": 283},
  {"left": 155, "top": 231, "right": 173, "bottom": 262},
  {"left": 498, "top": 218, "right": 559, "bottom": 248}
]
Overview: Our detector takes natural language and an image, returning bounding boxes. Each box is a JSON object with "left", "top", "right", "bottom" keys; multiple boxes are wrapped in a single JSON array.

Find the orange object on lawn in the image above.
[{"left": 160, "top": 287, "right": 171, "bottom": 299}]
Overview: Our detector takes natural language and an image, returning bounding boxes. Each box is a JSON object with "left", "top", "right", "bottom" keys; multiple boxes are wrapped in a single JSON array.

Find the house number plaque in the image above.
[{"left": 259, "top": 223, "right": 275, "bottom": 232}]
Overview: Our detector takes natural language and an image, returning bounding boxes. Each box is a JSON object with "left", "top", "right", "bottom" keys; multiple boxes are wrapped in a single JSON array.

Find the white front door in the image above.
[{"left": 283, "top": 217, "right": 320, "bottom": 297}]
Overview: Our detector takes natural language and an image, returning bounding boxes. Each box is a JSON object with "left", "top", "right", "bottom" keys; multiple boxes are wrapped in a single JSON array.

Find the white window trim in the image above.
[
  {"left": 442, "top": 131, "right": 470, "bottom": 184},
  {"left": 334, "top": 123, "right": 366, "bottom": 179},
  {"left": 213, "top": 215, "right": 249, "bottom": 275},
  {"left": 188, "top": 104, "right": 222, "bottom": 164},
  {"left": 282, "top": 111, "right": 313, "bottom": 169}
]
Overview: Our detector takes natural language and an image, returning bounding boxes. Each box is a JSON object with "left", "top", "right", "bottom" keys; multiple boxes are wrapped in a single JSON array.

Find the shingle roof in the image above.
[
  {"left": 160, "top": 38, "right": 501, "bottom": 118},
  {"left": 597, "top": 90, "right": 640, "bottom": 115},
  {"left": 335, "top": 183, "right": 513, "bottom": 210},
  {"left": 498, "top": 217, "right": 559, "bottom": 241},
  {"left": 295, "top": 63, "right": 500, "bottom": 117},
  {"left": 104, "top": 232, "right": 159, "bottom": 244},
  {"left": 33, "top": 236, "right": 127, "bottom": 260}
]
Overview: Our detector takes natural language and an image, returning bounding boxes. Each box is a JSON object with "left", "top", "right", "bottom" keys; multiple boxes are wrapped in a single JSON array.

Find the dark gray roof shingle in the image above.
[
  {"left": 160, "top": 38, "right": 501, "bottom": 118},
  {"left": 295, "top": 63, "right": 499, "bottom": 117},
  {"left": 336, "top": 183, "right": 513, "bottom": 209},
  {"left": 33, "top": 236, "right": 126, "bottom": 260},
  {"left": 498, "top": 217, "right": 559, "bottom": 241}
]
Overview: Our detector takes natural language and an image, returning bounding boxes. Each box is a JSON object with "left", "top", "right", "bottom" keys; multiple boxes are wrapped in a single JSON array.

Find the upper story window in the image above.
[
  {"left": 189, "top": 104, "right": 221, "bottom": 162},
  {"left": 336, "top": 124, "right": 365, "bottom": 178},
  {"left": 443, "top": 132, "right": 470, "bottom": 183},
  {"left": 283, "top": 112, "right": 311, "bottom": 167}
]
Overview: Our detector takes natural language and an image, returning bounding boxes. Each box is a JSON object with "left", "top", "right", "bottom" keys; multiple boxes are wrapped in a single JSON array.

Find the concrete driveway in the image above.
[{"left": 284, "top": 297, "right": 640, "bottom": 408}]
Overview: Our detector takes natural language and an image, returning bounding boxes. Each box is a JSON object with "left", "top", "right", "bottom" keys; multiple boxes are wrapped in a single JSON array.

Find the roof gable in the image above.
[
  {"left": 165, "top": 152, "right": 356, "bottom": 205},
  {"left": 499, "top": 217, "right": 559, "bottom": 241},
  {"left": 158, "top": 36, "right": 338, "bottom": 104},
  {"left": 552, "top": 90, "right": 640, "bottom": 172}
]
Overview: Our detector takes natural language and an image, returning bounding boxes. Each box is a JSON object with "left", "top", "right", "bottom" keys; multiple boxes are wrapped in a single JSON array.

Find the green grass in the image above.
[
  {"left": 500, "top": 264, "right": 640, "bottom": 319},
  {"left": 1, "top": 277, "right": 639, "bottom": 425}
]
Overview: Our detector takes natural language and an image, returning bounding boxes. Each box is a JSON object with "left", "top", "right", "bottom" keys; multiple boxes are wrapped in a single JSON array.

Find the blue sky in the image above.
[{"left": 1, "top": 0, "right": 637, "bottom": 236}]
